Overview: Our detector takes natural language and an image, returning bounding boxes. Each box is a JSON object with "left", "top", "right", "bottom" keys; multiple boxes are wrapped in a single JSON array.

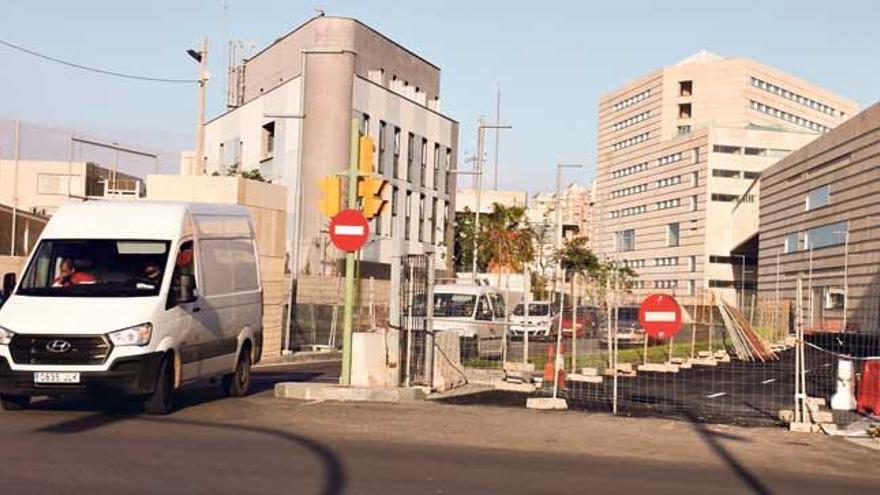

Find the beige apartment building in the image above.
[
  {"left": 204, "top": 15, "right": 459, "bottom": 280},
  {"left": 0, "top": 160, "right": 144, "bottom": 216},
  {"left": 757, "top": 102, "right": 879, "bottom": 332},
  {"left": 595, "top": 51, "right": 858, "bottom": 309}
]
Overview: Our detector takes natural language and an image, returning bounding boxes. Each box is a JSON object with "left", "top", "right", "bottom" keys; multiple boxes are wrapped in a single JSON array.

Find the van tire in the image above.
[
  {"left": 223, "top": 345, "right": 252, "bottom": 398},
  {"left": 144, "top": 355, "right": 174, "bottom": 415},
  {"left": 0, "top": 394, "right": 30, "bottom": 411}
]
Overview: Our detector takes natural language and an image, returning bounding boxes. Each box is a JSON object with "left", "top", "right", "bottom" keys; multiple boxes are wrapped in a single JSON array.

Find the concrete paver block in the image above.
[
  {"left": 581, "top": 367, "right": 599, "bottom": 376},
  {"left": 567, "top": 373, "right": 603, "bottom": 384},
  {"left": 274, "top": 382, "right": 426, "bottom": 402},
  {"left": 526, "top": 397, "right": 568, "bottom": 410}
]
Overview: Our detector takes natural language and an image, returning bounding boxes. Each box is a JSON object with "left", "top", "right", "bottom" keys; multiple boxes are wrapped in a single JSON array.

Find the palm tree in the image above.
[{"left": 480, "top": 203, "right": 536, "bottom": 274}]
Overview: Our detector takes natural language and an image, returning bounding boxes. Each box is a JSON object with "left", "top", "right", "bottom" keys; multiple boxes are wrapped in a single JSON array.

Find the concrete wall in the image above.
[
  {"left": 146, "top": 175, "right": 288, "bottom": 359},
  {"left": 0, "top": 256, "right": 26, "bottom": 279},
  {"left": 758, "top": 102, "right": 880, "bottom": 332},
  {"left": 0, "top": 203, "right": 48, "bottom": 257}
]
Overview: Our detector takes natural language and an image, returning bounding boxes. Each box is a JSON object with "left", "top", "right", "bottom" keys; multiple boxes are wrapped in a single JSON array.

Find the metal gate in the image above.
[{"left": 400, "top": 254, "right": 430, "bottom": 386}]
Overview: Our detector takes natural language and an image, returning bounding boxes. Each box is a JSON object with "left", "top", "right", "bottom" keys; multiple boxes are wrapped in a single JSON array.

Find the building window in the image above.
[
  {"left": 445, "top": 148, "right": 453, "bottom": 195},
  {"left": 711, "top": 193, "right": 740, "bottom": 202},
  {"left": 360, "top": 114, "right": 370, "bottom": 135},
  {"left": 419, "top": 194, "right": 426, "bottom": 242},
  {"left": 420, "top": 138, "right": 428, "bottom": 187},
  {"left": 390, "top": 186, "right": 398, "bottom": 236},
  {"left": 677, "top": 125, "right": 692, "bottom": 135},
  {"left": 407, "top": 133, "right": 415, "bottom": 182},
  {"left": 405, "top": 190, "right": 412, "bottom": 240},
  {"left": 655, "top": 198, "right": 681, "bottom": 210},
  {"left": 750, "top": 77, "right": 838, "bottom": 116},
  {"left": 378, "top": 121, "right": 387, "bottom": 174},
  {"left": 611, "top": 132, "right": 649, "bottom": 151},
  {"left": 678, "top": 103, "right": 692, "bottom": 119},
  {"left": 610, "top": 161, "right": 649, "bottom": 179},
  {"left": 667, "top": 223, "right": 680, "bottom": 247},
  {"left": 611, "top": 110, "right": 652, "bottom": 132},
  {"left": 612, "top": 88, "right": 652, "bottom": 111},
  {"left": 750, "top": 100, "right": 831, "bottom": 133},
  {"left": 687, "top": 280, "right": 695, "bottom": 296},
  {"left": 692, "top": 171, "right": 699, "bottom": 187},
  {"left": 679, "top": 80, "right": 693, "bottom": 97},
  {"left": 824, "top": 288, "right": 846, "bottom": 310},
  {"left": 713, "top": 145, "right": 741, "bottom": 154},
  {"left": 784, "top": 232, "right": 798, "bottom": 254},
  {"left": 431, "top": 197, "right": 438, "bottom": 244},
  {"left": 805, "top": 221, "right": 847, "bottom": 250},
  {"left": 712, "top": 169, "right": 741, "bottom": 178},
  {"left": 261, "top": 121, "right": 276, "bottom": 160},
  {"left": 616, "top": 229, "right": 636, "bottom": 252},
  {"left": 743, "top": 171, "right": 760, "bottom": 180},
  {"left": 658, "top": 152, "right": 683, "bottom": 166},
  {"left": 433, "top": 143, "right": 441, "bottom": 190},
  {"left": 691, "top": 195, "right": 698, "bottom": 211},
  {"left": 689, "top": 256, "right": 697, "bottom": 272},
  {"left": 805, "top": 184, "right": 830, "bottom": 211},
  {"left": 393, "top": 127, "right": 401, "bottom": 178}
]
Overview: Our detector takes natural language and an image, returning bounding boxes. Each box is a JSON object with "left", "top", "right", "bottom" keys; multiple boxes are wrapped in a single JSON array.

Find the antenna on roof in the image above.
[{"left": 314, "top": 7, "right": 326, "bottom": 17}]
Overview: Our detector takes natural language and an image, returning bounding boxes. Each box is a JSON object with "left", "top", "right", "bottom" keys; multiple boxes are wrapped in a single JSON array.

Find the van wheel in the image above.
[
  {"left": 144, "top": 356, "right": 174, "bottom": 415},
  {"left": 0, "top": 394, "right": 30, "bottom": 411},
  {"left": 223, "top": 346, "right": 252, "bottom": 397}
]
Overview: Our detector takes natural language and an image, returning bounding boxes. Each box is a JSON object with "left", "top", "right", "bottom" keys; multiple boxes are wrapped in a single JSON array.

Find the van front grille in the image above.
[{"left": 9, "top": 335, "right": 112, "bottom": 365}]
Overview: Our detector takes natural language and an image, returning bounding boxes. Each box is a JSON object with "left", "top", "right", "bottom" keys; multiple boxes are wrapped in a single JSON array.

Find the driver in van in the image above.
[{"left": 52, "top": 258, "right": 96, "bottom": 287}]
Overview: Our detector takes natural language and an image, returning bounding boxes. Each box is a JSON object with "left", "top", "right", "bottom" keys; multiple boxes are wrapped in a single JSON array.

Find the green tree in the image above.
[
  {"left": 454, "top": 203, "right": 536, "bottom": 275},
  {"left": 553, "top": 236, "right": 599, "bottom": 308}
]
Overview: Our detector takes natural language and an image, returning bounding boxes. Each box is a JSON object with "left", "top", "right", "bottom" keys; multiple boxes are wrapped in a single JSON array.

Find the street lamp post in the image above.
[
  {"left": 187, "top": 40, "right": 208, "bottom": 176},
  {"left": 470, "top": 118, "right": 512, "bottom": 281},
  {"left": 553, "top": 163, "right": 583, "bottom": 401}
]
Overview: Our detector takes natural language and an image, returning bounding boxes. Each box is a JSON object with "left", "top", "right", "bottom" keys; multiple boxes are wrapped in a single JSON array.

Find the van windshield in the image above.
[
  {"left": 433, "top": 293, "right": 477, "bottom": 318},
  {"left": 17, "top": 240, "right": 171, "bottom": 298}
]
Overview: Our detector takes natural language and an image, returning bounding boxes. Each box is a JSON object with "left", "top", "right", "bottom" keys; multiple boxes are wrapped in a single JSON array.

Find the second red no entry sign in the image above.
[
  {"left": 329, "top": 209, "right": 370, "bottom": 252},
  {"left": 639, "top": 293, "right": 683, "bottom": 340}
]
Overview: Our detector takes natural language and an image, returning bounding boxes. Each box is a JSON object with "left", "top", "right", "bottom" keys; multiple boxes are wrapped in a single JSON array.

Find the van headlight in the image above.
[
  {"left": 0, "top": 325, "right": 14, "bottom": 345},
  {"left": 108, "top": 323, "right": 152, "bottom": 346}
]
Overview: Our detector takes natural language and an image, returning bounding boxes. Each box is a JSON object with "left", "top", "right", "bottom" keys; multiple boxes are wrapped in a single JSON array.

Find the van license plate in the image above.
[{"left": 34, "top": 372, "right": 80, "bottom": 384}]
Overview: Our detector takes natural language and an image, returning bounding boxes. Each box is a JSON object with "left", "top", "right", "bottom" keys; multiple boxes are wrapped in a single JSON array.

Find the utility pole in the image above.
[
  {"left": 10, "top": 120, "right": 20, "bottom": 256},
  {"left": 340, "top": 117, "right": 360, "bottom": 386}
]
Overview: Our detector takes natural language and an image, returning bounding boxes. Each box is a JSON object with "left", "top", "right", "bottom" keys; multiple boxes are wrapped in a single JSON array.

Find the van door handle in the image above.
[{"left": 193, "top": 306, "right": 201, "bottom": 313}]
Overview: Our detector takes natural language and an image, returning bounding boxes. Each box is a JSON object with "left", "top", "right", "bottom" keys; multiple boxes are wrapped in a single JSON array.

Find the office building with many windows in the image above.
[
  {"left": 203, "top": 15, "right": 459, "bottom": 278},
  {"left": 594, "top": 50, "right": 858, "bottom": 309}
]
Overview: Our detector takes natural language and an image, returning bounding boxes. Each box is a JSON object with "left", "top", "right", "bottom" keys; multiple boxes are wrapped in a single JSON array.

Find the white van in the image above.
[
  {"left": 0, "top": 201, "right": 263, "bottom": 414},
  {"left": 430, "top": 283, "right": 507, "bottom": 358}
]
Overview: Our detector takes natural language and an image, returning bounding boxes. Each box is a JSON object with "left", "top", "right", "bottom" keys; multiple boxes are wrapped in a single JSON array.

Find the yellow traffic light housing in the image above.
[
  {"left": 318, "top": 175, "right": 342, "bottom": 218},
  {"left": 358, "top": 177, "right": 387, "bottom": 220},
  {"left": 358, "top": 135, "right": 375, "bottom": 174}
]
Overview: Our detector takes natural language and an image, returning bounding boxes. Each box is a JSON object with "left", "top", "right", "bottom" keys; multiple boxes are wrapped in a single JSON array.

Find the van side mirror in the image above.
[
  {"left": 3, "top": 273, "right": 16, "bottom": 298},
  {"left": 178, "top": 274, "right": 197, "bottom": 303}
]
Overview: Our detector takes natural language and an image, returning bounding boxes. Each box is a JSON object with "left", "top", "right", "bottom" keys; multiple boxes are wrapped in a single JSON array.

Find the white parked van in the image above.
[
  {"left": 0, "top": 201, "right": 263, "bottom": 414},
  {"left": 430, "top": 283, "right": 507, "bottom": 358}
]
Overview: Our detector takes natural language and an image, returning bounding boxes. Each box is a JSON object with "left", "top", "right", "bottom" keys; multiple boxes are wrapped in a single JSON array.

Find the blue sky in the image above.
[{"left": 1, "top": 0, "right": 877, "bottom": 191}]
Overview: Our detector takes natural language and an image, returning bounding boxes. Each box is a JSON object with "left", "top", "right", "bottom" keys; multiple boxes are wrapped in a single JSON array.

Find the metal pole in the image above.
[
  {"left": 843, "top": 231, "right": 849, "bottom": 332},
  {"left": 552, "top": 164, "right": 564, "bottom": 400},
  {"left": 571, "top": 274, "right": 578, "bottom": 372},
  {"left": 471, "top": 118, "right": 484, "bottom": 281},
  {"left": 194, "top": 38, "right": 208, "bottom": 175},
  {"left": 340, "top": 118, "right": 359, "bottom": 386},
  {"left": 424, "top": 253, "right": 436, "bottom": 389},
  {"left": 11, "top": 120, "right": 20, "bottom": 256},
  {"left": 523, "top": 264, "right": 531, "bottom": 364},
  {"left": 613, "top": 259, "right": 619, "bottom": 415}
]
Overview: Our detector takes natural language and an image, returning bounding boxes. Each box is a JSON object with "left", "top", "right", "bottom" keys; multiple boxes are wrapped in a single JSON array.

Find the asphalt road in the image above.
[{"left": 0, "top": 359, "right": 876, "bottom": 494}]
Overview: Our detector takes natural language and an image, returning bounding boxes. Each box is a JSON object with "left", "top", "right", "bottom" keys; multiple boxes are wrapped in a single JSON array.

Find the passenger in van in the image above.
[
  {"left": 52, "top": 258, "right": 97, "bottom": 287},
  {"left": 138, "top": 263, "right": 163, "bottom": 288}
]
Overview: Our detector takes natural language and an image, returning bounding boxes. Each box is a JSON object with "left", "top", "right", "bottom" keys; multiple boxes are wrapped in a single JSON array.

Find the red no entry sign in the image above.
[
  {"left": 639, "top": 293, "right": 683, "bottom": 340},
  {"left": 329, "top": 209, "right": 370, "bottom": 252}
]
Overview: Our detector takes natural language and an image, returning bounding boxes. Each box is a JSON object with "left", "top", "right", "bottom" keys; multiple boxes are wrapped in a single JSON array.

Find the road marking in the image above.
[
  {"left": 706, "top": 392, "right": 727, "bottom": 398},
  {"left": 762, "top": 378, "right": 776, "bottom": 384},
  {"left": 644, "top": 311, "right": 677, "bottom": 322},
  {"left": 335, "top": 225, "right": 365, "bottom": 236}
]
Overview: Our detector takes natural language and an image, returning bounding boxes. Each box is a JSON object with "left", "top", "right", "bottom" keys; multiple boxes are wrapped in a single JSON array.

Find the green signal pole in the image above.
[{"left": 340, "top": 118, "right": 360, "bottom": 386}]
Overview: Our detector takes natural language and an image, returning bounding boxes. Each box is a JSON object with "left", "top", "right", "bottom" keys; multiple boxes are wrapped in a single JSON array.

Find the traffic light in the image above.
[
  {"left": 358, "top": 135, "right": 375, "bottom": 174},
  {"left": 358, "top": 177, "right": 387, "bottom": 220},
  {"left": 318, "top": 175, "right": 342, "bottom": 218}
]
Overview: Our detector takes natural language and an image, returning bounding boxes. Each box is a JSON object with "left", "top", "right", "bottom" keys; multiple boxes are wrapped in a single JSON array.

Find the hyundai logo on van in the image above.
[{"left": 46, "top": 340, "right": 73, "bottom": 354}]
